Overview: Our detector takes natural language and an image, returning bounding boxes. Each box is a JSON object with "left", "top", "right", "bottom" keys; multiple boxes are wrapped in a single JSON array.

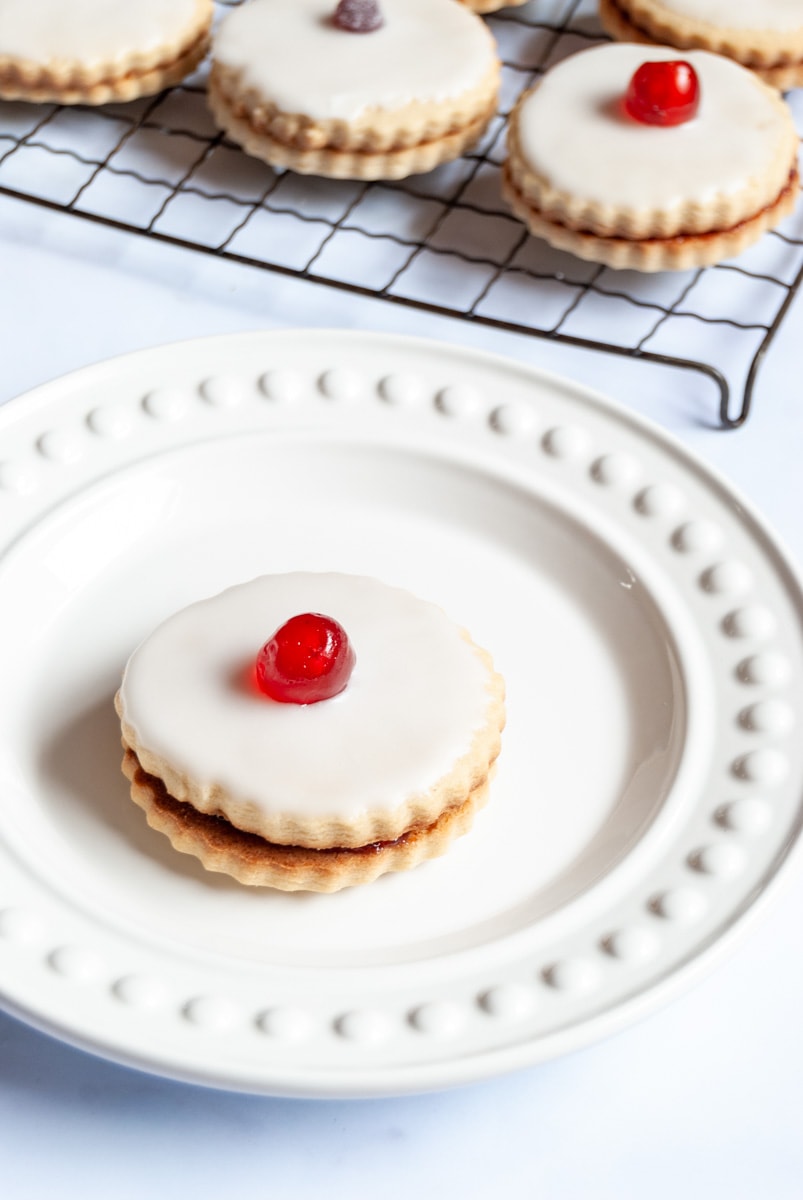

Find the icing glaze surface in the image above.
[
  {"left": 212, "top": 0, "right": 497, "bottom": 120},
  {"left": 650, "top": 0, "right": 803, "bottom": 32},
  {"left": 0, "top": 0, "right": 205, "bottom": 65},
  {"left": 516, "top": 44, "right": 792, "bottom": 210},
  {"left": 119, "top": 573, "right": 493, "bottom": 820}
]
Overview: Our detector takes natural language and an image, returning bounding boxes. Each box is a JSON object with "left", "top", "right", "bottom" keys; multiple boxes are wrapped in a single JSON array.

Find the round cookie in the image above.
[
  {"left": 599, "top": 0, "right": 803, "bottom": 89},
  {"left": 116, "top": 573, "right": 506, "bottom": 892},
  {"left": 503, "top": 42, "right": 800, "bottom": 272},
  {"left": 207, "top": 0, "right": 500, "bottom": 180},
  {"left": 0, "top": 0, "right": 213, "bottom": 105}
]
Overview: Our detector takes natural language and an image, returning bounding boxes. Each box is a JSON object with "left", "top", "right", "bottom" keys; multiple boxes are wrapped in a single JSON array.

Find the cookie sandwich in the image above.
[
  {"left": 503, "top": 42, "right": 799, "bottom": 271},
  {"left": 116, "top": 572, "right": 506, "bottom": 892},
  {"left": 0, "top": 0, "right": 213, "bottom": 105},
  {"left": 207, "top": 0, "right": 500, "bottom": 179},
  {"left": 599, "top": 0, "right": 803, "bottom": 90}
]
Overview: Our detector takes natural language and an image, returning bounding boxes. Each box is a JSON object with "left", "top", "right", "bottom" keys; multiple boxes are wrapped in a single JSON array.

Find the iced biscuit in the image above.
[
  {"left": 116, "top": 572, "right": 506, "bottom": 892},
  {"left": 207, "top": 0, "right": 500, "bottom": 180},
  {"left": 599, "top": 0, "right": 803, "bottom": 89},
  {"left": 0, "top": 0, "right": 213, "bottom": 105},
  {"left": 503, "top": 42, "right": 799, "bottom": 271}
]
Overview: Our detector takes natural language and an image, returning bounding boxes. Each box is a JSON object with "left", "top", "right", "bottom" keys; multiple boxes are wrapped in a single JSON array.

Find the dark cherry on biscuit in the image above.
[{"left": 333, "top": 0, "right": 383, "bottom": 33}]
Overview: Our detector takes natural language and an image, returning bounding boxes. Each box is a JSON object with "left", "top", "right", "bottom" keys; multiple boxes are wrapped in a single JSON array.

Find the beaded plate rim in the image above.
[{"left": 0, "top": 328, "right": 802, "bottom": 1097}]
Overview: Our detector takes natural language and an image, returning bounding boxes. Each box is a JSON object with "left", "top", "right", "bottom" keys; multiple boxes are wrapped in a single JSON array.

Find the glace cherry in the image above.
[
  {"left": 624, "top": 60, "right": 700, "bottom": 127},
  {"left": 333, "top": 0, "right": 383, "bottom": 33},
  {"left": 255, "top": 612, "right": 356, "bottom": 704}
]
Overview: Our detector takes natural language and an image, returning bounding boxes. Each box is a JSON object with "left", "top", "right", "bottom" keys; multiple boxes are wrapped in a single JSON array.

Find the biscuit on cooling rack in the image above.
[
  {"left": 0, "top": 0, "right": 212, "bottom": 105},
  {"left": 503, "top": 42, "right": 799, "bottom": 272},
  {"left": 207, "top": 0, "right": 500, "bottom": 181},
  {"left": 599, "top": 0, "right": 803, "bottom": 90}
]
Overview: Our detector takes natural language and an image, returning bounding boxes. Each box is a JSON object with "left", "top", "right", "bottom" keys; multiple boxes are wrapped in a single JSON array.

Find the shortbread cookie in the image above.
[
  {"left": 116, "top": 573, "right": 505, "bottom": 892},
  {"left": 207, "top": 0, "right": 500, "bottom": 180},
  {"left": 503, "top": 43, "right": 799, "bottom": 271},
  {"left": 599, "top": 0, "right": 803, "bottom": 89},
  {"left": 121, "top": 748, "right": 493, "bottom": 893},
  {"left": 0, "top": 0, "right": 213, "bottom": 105}
]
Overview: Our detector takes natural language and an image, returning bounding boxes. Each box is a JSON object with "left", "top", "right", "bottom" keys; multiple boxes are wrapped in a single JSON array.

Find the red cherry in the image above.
[
  {"left": 255, "top": 612, "right": 356, "bottom": 704},
  {"left": 624, "top": 60, "right": 700, "bottom": 127}
]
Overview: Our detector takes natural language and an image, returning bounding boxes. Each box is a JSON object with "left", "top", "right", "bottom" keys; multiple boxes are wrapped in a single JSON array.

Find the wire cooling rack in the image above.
[{"left": 1, "top": 0, "right": 802, "bottom": 428}]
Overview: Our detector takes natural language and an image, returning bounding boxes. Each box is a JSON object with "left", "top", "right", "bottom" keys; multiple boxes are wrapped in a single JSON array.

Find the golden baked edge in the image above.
[
  {"left": 122, "top": 745, "right": 494, "bottom": 892},
  {"left": 206, "top": 61, "right": 500, "bottom": 180},
  {"left": 502, "top": 160, "right": 800, "bottom": 272}
]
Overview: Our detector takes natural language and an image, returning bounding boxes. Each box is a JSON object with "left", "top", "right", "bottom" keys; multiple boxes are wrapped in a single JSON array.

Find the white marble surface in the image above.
[{"left": 1, "top": 190, "right": 802, "bottom": 1198}]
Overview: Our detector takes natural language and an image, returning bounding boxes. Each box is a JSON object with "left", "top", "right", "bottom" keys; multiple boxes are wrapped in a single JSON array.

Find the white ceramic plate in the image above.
[{"left": 0, "top": 330, "right": 801, "bottom": 1098}]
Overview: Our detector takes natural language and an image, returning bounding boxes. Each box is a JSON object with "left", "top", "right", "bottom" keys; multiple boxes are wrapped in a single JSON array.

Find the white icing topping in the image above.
[
  {"left": 0, "top": 0, "right": 205, "bottom": 67},
  {"left": 213, "top": 0, "right": 497, "bottom": 120},
  {"left": 516, "top": 44, "right": 791, "bottom": 211},
  {"left": 119, "top": 573, "right": 492, "bottom": 821},
  {"left": 650, "top": 0, "right": 803, "bottom": 33}
]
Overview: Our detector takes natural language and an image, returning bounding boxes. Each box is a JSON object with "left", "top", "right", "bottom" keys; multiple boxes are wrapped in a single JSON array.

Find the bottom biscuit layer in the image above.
[
  {"left": 208, "top": 83, "right": 496, "bottom": 180},
  {"left": 502, "top": 161, "right": 799, "bottom": 272},
  {"left": 598, "top": 0, "right": 803, "bottom": 91},
  {"left": 122, "top": 748, "right": 490, "bottom": 892},
  {"left": 0, "top": 31, "right": 210, "bottom": 105}
]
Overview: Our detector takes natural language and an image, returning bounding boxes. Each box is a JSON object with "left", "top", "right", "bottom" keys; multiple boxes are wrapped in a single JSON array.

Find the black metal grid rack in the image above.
[{"left": 1, "top": 0, "right": 802, "bottom": 428}]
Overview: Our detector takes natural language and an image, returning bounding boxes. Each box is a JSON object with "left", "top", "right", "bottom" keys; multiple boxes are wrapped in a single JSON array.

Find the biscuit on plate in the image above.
[
  {"left": 207, "top": 0, "right": 500, "bottom": 180},
  {"left": 0, "top": 0, "right": 213, "bottom": 105},
  {"left": 116, "top": 572, "right": 505, "bottom": 892},
  {"left": 503, "top": 42, "right": 799, "bottom": 271}
]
